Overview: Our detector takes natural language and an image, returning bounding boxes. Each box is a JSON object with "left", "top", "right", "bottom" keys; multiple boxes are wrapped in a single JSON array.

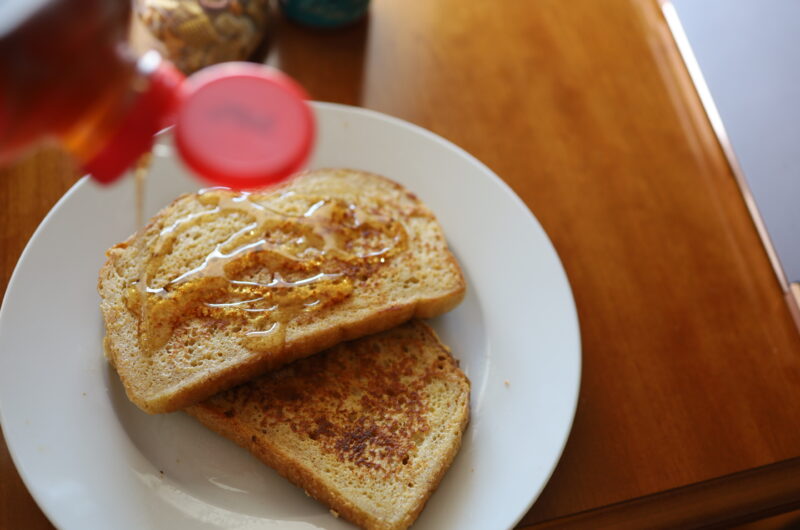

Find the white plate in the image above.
[{"left": 0, "top": 103, "right": 580, "bottom": 530}]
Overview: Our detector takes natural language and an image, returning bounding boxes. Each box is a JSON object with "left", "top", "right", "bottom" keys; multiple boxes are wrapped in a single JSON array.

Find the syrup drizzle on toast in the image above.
[{"left": 124, "top": 188, "right": 408, "bottom": 353}]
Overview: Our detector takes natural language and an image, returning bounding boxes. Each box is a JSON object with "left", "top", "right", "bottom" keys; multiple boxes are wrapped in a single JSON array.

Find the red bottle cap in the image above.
[
  {"left": 85, "top": 56, "right": 184, "bottom": 184},
  {"left": 175, "top": 63, "right": 315, "bottom": 189}
]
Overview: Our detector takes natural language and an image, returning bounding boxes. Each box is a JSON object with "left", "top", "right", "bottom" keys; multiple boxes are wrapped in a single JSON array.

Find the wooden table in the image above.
[{"left": 3, "top": 0, "right": 800, "bottom": 528}]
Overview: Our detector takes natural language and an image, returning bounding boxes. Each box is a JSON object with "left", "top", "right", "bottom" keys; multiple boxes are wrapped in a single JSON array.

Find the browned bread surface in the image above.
[
  {"left": 187, "top": 320, "right": 471, "bottom": 530},
  {"left": 99, "top": 169, "right": 465, "bottom": 413}
]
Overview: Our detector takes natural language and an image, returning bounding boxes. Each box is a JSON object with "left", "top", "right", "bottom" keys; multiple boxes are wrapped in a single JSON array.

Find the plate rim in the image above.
[
  {"left": 0, "top": 173, "right": 89, "bottom": 529},
  {"left": 0, "top": 101, "right": 582, "bottom": 529}
]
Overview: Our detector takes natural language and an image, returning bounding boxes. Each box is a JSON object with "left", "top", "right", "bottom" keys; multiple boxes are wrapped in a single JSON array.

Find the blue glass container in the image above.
[{"left": 279, "top": 0, "right": 369, "bottom": 28}]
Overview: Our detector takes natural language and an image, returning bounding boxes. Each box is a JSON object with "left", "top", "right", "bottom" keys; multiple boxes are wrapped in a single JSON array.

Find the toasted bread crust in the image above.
[
  {"left": 187, "top": 320, "right": 470, "bottom": 530},
  {"left": 99, "top": 169, "right": 466, "bottom": 413}
]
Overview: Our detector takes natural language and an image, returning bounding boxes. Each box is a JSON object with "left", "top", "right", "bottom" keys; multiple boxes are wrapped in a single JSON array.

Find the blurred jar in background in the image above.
[{"left": 132, "top": 0, "right": 270, "bottom": 74}]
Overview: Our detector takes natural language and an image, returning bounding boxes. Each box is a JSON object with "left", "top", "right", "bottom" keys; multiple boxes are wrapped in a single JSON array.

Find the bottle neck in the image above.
[
  {"left": 59, "top": 50, "right": 140, "bottom": 163},
  {"left": 76, "top": 52, "right": 184, "bottom": 184}
]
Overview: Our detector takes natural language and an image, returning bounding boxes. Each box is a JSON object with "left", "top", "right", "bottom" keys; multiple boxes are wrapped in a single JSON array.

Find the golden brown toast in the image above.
[
  {"left": 187, "top": 319, "right": 470, "bottom": 530},
  {"left": 99, "top": 169, "right": 465, "bottom": 413}
]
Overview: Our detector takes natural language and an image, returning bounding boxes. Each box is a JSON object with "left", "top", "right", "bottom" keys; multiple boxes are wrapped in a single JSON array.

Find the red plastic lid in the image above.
[
  {"left": 86, "top": 57, "right": 184, "bottom": 184},
  {"left": 174, "top": 63, "right": 315, "bottom": 189}
]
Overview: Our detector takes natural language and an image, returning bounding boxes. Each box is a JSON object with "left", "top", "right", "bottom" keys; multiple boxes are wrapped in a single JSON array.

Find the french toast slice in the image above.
[
  {"left": 186, "top": 319, "right": 470, "bottom": 530},
  {"left": 99, "top": 169, "right": 465, "bottom": 413}
]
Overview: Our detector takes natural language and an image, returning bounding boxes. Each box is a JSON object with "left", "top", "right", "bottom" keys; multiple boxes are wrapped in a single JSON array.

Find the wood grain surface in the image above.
[{"left": 3, "top": 0, "right": 800, "bottom": 528}]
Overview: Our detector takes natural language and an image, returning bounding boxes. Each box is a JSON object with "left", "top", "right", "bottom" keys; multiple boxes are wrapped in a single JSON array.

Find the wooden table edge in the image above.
[
  {"left": 517, "top": 4, "right": 800, "bottom": 527},
  {"left": 522, "top": 456, "right": 800, "bottom": 529}
]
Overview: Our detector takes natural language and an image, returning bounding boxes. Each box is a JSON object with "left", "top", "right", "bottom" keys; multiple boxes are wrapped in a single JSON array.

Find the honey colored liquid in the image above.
[
  {"left": 125, "top": 187, "right": 408, "bottom": 353},
  {"left": 134, "top": 152, "right": 152, "bottom": 231},
  {"left": 0, "top": 0, "right": 135, "bottom": 163}
]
